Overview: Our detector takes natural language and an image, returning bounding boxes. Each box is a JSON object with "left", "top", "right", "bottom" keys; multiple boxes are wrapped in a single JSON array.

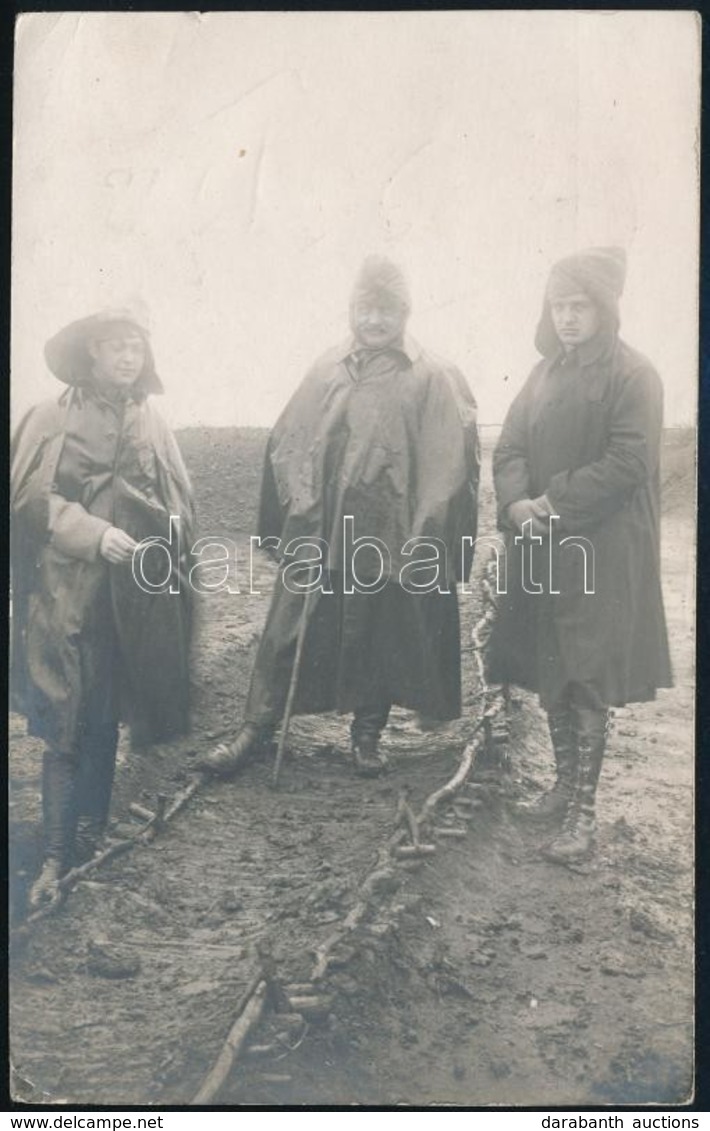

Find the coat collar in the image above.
[
  {"left": 69, "top": 383, "right": 145, "bottom": 411},
  {"left": 550, "top": 329, "right": 615, "bottom": 372},
  {"left": 336, "top": 334, "right": 422, "bottom": 367},
  {"left": 546, "top": 333, "right": 616, "bottom": 404}
]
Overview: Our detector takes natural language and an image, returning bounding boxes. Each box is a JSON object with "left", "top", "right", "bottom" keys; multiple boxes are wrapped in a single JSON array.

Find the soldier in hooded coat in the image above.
[{"left": 487, "top": 247, "right": 672, "bottom": 863}]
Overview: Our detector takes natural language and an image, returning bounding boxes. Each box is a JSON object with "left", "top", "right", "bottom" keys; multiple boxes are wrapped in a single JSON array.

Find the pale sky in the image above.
[{"left": 12, "top": 10, "right": 700, "bottom": 429}]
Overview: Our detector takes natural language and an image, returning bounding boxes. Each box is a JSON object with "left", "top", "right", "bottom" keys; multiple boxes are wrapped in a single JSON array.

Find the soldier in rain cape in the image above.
[
  {"left": 11, "top": 302, "right": 195, "bottom": 906},
  {"left": 197, "top": 256, "right": 480, "bottom": 779}
]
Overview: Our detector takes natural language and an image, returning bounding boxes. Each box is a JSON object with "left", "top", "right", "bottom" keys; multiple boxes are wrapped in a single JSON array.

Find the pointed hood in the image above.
[{"left": 350, "top": 255, "right": 411, "bottom": 313}]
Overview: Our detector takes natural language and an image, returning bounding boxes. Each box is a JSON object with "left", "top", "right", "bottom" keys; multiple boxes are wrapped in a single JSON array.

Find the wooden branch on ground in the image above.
[
  {"left": 309, "top": 852, "right": 400, "bottom": 982},
  {"left": 192, "top": 551, "right": 505, "bottom": 1098},
  {"left": 395, "top": 790, "right": 420, "bottom": 846},
  {"left": 129, "top": 802, "right": 156, "bottom": 823},
  {"left": 392, "top": 844, "right": 437, "bottom": 858},
  {"left": 190, "top": 979, "right": 268, "bottom": 1105},
  {"left": 415, "top": 728, "right": 482, "bottom": 831},
  {"left": 63, "top": 839, "right": 136, "bottom": 887},
  {"left": 17, "top": 839, "right": 137, "bottom": 933},
  {"left": 143, "top": 777, "right": 204, "bottom": 840},
  {"left": 16, "top": 774, "right": 208, "bottom": 936}
]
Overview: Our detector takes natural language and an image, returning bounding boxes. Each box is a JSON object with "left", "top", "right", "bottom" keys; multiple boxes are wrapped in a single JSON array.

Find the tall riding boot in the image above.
[
  {"left": 73, "top": 723, "right": 119, "bottom": 865},
  {"left": 351, "top": 704, "right": 391, "bottom": 777},
  {"left": 518, "top": 705, "right": 577, "bottom": 821},
  {"left": 70, "top": 595, "right": 121, "bottom": 862},
  {"left": 542, "top": 707, "right": 609, "bottom": 864},
  {"left": 29, "top": 752, "right": 78, "bottom": 908}
]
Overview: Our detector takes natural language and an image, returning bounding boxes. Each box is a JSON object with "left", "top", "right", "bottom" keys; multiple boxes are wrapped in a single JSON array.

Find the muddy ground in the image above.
[{"left": 9, "top": 430, "right": 695, "bottom": 1108}]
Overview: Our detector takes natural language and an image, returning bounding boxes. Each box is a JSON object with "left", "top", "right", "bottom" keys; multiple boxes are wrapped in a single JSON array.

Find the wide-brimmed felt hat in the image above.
[{"left": 44, "top": 303, "right": 163, "bottom": 395}]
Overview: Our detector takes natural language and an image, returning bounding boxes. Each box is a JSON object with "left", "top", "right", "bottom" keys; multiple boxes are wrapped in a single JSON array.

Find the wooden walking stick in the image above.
[{"left": 272, "top": 584, "right": 316, "bottom": 789}]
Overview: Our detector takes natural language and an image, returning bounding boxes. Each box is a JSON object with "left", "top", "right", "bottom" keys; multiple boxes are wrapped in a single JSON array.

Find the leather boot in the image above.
[
  {"left": 351, "top": 706, "right": 390, "bottom": 777},
  {"left": 518, "top": 706, "right": 576, "bottom": 821},
  {"left": 28, "top": 858, "right": 63, "bottom": 910},
  {"left": 194, "top": 723, "right": 275, "bottom": 778},
  {"left": 542, "top": 707, "right": 608, "bottom": 864},
  {"left": 73, "top": 723, "right": 118, "bottom": 866},
  {"left": 29, "top": 752, "right": 77, "bottom": 909}
]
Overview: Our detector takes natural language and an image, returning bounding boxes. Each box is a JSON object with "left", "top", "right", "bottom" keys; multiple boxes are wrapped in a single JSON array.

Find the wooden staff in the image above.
[{"left": 272, "top": 584, "right": 317, "bottom": 789}]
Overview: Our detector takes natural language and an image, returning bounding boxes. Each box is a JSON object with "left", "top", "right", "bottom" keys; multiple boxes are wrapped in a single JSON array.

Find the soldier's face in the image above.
[
  {"left": 88, "top": 326, "right": 146, "bottom": 387},
  {"left": 550, "top": 292, "right": 600, "bottom": 350},
  {"left": 351, "top": 294, "right": 408, "bottom": 349}
]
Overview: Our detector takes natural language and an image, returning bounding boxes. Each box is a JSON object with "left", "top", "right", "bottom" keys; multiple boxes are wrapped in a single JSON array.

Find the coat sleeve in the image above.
[
  {"left": 11, "top": 402, "right": 63, "bottom": 545},
  {"left": 12, "top": 401, "right": 111, "bottom": 561},
  {"left": 48, "top": 495, "right": 110, "bottom": 560},
  {"left": 492, "top": 379, "right": 534, "bottom": 525},
  {"left": 544, "top": 364, "right": 663, "bottom": 531}
]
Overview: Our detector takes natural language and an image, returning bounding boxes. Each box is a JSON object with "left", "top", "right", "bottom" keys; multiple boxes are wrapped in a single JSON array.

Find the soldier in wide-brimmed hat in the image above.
[
  {"left": 196, "top": 255, "right": 480, "bottom": 779},
  {"left": 488, "top": 247, "right": 672, "bottom": 864},
  {"left": 11, "top": 301, "right": 196, "bottom": 907}
]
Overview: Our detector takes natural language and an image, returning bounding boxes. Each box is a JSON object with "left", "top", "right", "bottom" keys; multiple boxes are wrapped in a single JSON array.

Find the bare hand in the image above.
[
  {"left": 507, "top": 498, "right": 550, "bottom": 538},
  {"left": 531, "top": 494, "right": 555, "bottom": 517},
  {"left": 100, "top": 526, "right": 138, "bottom": 563}
]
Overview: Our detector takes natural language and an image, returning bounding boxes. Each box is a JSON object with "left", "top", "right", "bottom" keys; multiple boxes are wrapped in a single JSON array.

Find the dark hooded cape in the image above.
[{"left": 244, "top": 338, "right": 480, "bottom": 723}]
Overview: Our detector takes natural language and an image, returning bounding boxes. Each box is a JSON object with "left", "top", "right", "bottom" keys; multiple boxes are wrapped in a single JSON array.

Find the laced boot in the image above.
[
  {"left": 517, "top": 706, "right": 577, "bottom": 821},
  {"left": 542, "top": 707, "right": 608, "bottom": 865},
  {"left": 29, "top": 752, "right": 76, "bottom": 909},
  {"left": 194, "top": 723, "right": 275, "bottom": 778}
]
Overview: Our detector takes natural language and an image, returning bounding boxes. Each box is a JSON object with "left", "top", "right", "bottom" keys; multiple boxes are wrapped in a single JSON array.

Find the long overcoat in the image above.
[
  {"left": 11, "top": 384, "right": 195, "bottom": 752},
  {"left": 245, "top": 337, "right": 480, "bottom": 723},
  {"left": 487, "top": 331, "right": 672, "bottom": 708}
]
